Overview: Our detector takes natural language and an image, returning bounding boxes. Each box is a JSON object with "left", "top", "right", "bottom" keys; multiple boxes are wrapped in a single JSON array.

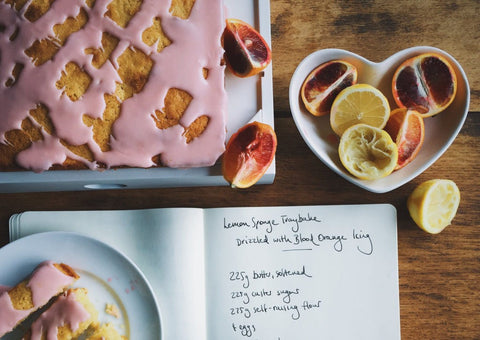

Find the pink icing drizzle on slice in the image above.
[
  {"left": 0, "top": 0, "right": 227, "bottom": 171},
  {"left": 0, "top": 292, "right": 30, "bottom": 337},
  {"left": 27, "top": 261, "right": 77, "bottom": 306},
  {"left": 29, "top": 290, "right": 91, "bottom": 340},
  {"left": 0, "top": 261, "right": 77, "bottom": 337}
]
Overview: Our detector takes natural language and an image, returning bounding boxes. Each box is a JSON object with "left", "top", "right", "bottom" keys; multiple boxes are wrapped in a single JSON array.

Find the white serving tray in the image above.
[{"left": 0, "top": 0, "right": 274, "bottom": 193}]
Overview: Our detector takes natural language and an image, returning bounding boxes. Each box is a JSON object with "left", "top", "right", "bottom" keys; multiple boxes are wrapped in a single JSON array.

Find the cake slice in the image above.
[
  {"left": 0, "top": 261, "right": 79, "bottom": 337},
  {"left": 23, "top": 288, "right": 98, "bottom": 340}
]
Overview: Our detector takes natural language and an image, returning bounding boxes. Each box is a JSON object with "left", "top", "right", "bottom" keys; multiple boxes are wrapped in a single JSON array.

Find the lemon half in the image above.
[
  {"left": 338, "top": 124, "right": 398, "bottom": 180},
  {"left": 407, "top": 179, "right": 460, "bottom": 234},
  {"left": 330, "top": 83, "right": 390, "bottom": 136}
]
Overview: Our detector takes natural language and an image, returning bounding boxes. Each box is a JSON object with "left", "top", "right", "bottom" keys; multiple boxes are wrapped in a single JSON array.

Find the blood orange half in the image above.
[
  {"left": 222, "top": 18, "right": 272, "bottom": 78},
  {"left": 392, "top": 53, "right": 457, "bottom": 117},
  {"left": 222, "top": 122, "right": 276, "bottom": 188}
]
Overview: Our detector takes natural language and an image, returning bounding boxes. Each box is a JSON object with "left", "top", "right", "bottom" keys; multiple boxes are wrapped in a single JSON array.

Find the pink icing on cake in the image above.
[
  {"left": 0, "top": 0, "right": 227, "bottom": 172},
  {"left": 27, "top": 261, "right": 78, "bottom": 306},
  {"left": 29, "top": 290, "right": 91, "bottom": 340},
  {"left": 0, "top": 292, "right": 31, "bottom": 337},
  {"left": 0, "top": 261, "right": 78, "bottom": 337}
]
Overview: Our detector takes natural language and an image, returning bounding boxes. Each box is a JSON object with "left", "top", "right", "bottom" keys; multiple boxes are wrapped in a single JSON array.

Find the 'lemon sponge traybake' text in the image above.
[{"left": 0, "top": 0, "right": 227, "bottom": 172}]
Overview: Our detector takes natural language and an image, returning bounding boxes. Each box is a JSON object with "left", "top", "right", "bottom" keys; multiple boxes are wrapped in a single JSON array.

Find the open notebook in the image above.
[{"left": 9, "top": 204, "right": 401, "bottom": 340}]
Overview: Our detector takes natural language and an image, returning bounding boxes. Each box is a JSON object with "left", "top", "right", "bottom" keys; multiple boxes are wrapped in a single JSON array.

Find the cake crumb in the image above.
[{"left": 105, "top": 303, "right": 120, "bottom": 318}]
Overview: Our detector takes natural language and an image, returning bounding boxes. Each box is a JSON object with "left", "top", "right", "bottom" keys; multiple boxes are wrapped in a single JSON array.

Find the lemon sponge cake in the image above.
[
  {"left": 0, "top": 261, "right": 79, "bottom": 337},
  {"left": 23, "top": 288, "right": 98, "bottom": 340},
  {"left": 0, "top": 0, "right": 227, "bottom": 172}
]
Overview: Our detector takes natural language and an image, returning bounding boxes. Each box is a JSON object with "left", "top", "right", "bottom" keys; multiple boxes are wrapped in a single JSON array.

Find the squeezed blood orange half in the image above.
[
  {"left": 384, "top": 108, "right": 425, "bottom": 170},
  {"left": 301, "top": 60, "right": 358, "bottom": 116},
  {"left": 222, "top": 122, "right": 277, "bottom": 188},
  {"left": 222, "top": 18, "right": 272, "bottom": 78},
  {"left": 392, "top": 53, "right": 457, "bottom": 117}
]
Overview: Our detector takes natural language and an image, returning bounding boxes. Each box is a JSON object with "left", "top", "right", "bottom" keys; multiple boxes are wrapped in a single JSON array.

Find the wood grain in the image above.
[{"left": 270, "top": 0, "right": 480, "bottom": 112}]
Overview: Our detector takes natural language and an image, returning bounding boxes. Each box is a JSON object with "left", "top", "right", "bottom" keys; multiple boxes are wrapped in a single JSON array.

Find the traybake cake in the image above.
[{"left": 0, "top": 0, "right": 227, "bottom": 172}]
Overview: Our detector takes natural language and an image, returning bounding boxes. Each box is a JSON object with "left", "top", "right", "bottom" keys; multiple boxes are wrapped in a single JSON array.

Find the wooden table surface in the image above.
[{"left": 1, "top": 1, "right": 479, "bottom": 339}]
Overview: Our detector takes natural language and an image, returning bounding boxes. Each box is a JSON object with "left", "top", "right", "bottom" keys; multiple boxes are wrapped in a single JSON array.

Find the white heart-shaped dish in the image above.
[{"left": 289, "top": 46, "right": 470, "bottom": 193}]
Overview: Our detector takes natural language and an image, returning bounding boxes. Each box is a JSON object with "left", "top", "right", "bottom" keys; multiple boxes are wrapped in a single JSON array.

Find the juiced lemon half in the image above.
[
  {"left": 407, "top": 179, "right": 460, "bottom": 234},
  {"left": 338, "top": 124, "right": 398, "bottom": 180}
]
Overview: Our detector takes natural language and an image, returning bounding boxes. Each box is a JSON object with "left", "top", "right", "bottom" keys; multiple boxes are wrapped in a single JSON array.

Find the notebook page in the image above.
[{"left": 203, "top": 204, "right": 400, "bottom": 340}]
